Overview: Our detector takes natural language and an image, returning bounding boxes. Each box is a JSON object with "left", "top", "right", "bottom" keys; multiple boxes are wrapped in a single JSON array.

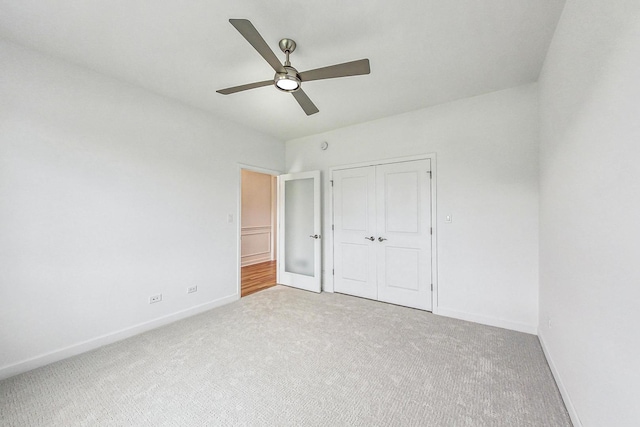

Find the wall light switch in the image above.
[{"left": 445, "top": 214, "right": 452, "bottom": 223}]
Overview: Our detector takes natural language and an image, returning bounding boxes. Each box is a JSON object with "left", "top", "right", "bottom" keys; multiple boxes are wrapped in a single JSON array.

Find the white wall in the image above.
[
  {"left": 0, "top": 41, "right": 284, "bottom": 378},
  {"left": 286, "top": 84, "right": 540, "bottom": 333},
  {"left": 538, "top": 0, "right": 640, "bottom": 425}
]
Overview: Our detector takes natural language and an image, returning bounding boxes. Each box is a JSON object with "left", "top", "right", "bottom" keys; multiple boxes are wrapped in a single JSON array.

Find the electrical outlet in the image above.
[
  {"left": 149, "top": 294, "right": 162, "bottom": 304},
  {"left": 187, "top": 286, "right": 198, "bottom": 294}
]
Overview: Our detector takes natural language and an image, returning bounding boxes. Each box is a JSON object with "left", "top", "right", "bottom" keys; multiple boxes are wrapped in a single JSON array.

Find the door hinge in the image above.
[
  {"left": 431, "top": 283, "right": 433, "bottom": 291},
  {"left": 332, "top": 269, "right": 335, "bottom": 275},
  {"left": 428, "top": 171, "right": 432, "bottom": 179},
  {"left": 430, "top": 227, "right": 432, "bottom": 235},
  {"left": 330, "top": 180, "right": 334, "bottom": 186},
  {"left": 332, "top": 224, "right": 334, "bottom": 231}
]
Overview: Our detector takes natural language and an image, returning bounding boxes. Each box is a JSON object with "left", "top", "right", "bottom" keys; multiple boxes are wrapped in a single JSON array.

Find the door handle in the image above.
[
  {"left": 309, "top": 234, "right": 321, "bottom": 239},
  {"left": 365, "top": 236, "right": 375, "bottom": 241},
  {"left": 378, "top": 237, "right": 387, "bottom": 242}
]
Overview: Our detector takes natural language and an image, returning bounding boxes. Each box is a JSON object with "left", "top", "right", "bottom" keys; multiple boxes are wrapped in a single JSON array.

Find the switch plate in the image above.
[
  {"left": 227, "top": 214, "right": 233, "bottom": 223},
  {"left": 187, "top": 286, "right": 198, "bottom": 294},
  {"left": 149, "top": 294, "right": 162, "bottom": 304}
]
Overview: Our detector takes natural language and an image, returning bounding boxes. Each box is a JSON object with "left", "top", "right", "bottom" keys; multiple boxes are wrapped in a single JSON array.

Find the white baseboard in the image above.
[
  {"left": 538, "top": 330, "right": 583, "bottom": 427},
  {"left": 0, "top": 293, "right": 239, "bottom": 380},
  {"left": 436, "top": 307, "right": 538, "bottom": 334}
]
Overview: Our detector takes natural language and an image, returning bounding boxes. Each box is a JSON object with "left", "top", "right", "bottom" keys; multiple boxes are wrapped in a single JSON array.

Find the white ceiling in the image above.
[{"left": 0, "top": 0, "right": 566, "bottom": 141}]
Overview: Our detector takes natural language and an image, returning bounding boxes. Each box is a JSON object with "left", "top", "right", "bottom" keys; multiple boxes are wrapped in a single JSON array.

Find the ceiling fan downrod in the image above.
[{"left": 278, "top": 38, "right": 297, "bottom": 67}]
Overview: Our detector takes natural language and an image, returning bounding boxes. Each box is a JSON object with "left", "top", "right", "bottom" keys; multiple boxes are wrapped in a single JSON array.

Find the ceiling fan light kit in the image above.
[
  {"left": 217, "top": 19, "right": 370, "bottom": 115},
  {"left": 274, "top": 66, "right": 301, "bottom": 92}
]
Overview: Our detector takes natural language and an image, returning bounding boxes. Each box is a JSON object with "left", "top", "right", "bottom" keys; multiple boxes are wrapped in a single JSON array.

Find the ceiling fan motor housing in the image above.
[{"left": 274, "top": 66, "right": 301, "bottom": 92}]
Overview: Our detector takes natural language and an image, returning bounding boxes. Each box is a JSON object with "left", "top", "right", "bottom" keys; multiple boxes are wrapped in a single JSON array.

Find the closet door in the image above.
[
  {"left": 333, "top": 166, "right": 377, "bottom": 299},
  {"left": 376, "top": 160, "right": 432, "bottom": 310}
]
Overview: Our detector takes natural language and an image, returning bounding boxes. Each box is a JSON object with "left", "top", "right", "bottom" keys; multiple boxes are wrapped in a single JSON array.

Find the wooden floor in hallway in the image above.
[{"left": 241, "top": 260, "right": 277, "bottom": 297}]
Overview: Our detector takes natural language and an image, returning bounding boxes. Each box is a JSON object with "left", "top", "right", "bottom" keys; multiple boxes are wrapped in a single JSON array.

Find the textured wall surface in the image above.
[
  {"left": 0, "top": 41, "right": 284, "bottom": 376},
  {"left": 286, "top": 85, "right": 540, "bottom": 333},
  {"left": 538, "top": 0, "right": 640, "bottom": 425}
]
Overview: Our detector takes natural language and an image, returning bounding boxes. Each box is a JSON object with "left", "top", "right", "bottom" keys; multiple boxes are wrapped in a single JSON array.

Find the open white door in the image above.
[{"left": 277, "top": 171, "right": 322, "bottom": 293}]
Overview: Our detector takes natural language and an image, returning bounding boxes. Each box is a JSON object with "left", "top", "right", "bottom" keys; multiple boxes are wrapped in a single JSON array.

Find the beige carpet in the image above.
[{"left": 0, "top": 286, "right": 571, "bottom": 426}]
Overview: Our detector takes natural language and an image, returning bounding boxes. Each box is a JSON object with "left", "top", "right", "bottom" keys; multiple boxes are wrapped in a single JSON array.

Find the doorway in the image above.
[
  {"left": 238, "top": 166, "right": 323, "bottom": 297},
  {"left": 240, "top": 169, "right": 278, "bottom": 297}
]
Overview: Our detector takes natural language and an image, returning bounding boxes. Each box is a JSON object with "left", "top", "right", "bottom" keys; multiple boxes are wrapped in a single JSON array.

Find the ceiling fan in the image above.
[{"left": 217, "top": 19, "right": 371, "bottom": 116}]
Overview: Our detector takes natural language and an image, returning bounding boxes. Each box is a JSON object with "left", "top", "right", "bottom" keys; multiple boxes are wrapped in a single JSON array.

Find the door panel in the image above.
[
  {"left": 342, "top": 176, "right": 370, "bottom": 231},
  {"left": 333, "top": 167, "right": 377, "bottom": 300},
  {"left": 384, "top": 247, "right": 420, "bottom": 291},
  {"left": 376, "top": 160, "right": 432, "bottom": 310},
  {"left": 278, "top": 171, "right": 321, "bottom": 293},
  {"left": 384, "top": 171, "right": 420, "bottom": 233},
  {"left": 341, "top": 243, "right": 370, "bottom": 282}
]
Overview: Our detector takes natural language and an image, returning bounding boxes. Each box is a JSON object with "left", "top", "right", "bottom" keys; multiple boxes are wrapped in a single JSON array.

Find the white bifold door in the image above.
[
  {"left": 277, "top": 171, "right": 322, "bottom": 293},
  {"left": 333, "top": 159, "right": 432, "bottom": 310}
]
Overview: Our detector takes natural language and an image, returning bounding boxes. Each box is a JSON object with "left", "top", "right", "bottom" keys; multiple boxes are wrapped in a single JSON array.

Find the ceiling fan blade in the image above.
[
  {"left": 216, "top": 80, "right": 273, "bottom": 95},
  {"left": 229, "top": 19, "right": 284, "bottom": 73},
  {"left": 299, "top": 59, "right": 370, "bottom": 82},
  {"left": 292, "top": 89, "right": 319, "bottom": 116}
]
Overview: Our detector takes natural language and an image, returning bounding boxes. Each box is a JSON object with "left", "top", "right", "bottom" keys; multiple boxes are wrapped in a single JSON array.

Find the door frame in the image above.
[
  {"left": 236, "top": 163, "right": 282, "bottom": 299},
  {"left": 328, "top": 154, "right": 439, "bottom": 314}
]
